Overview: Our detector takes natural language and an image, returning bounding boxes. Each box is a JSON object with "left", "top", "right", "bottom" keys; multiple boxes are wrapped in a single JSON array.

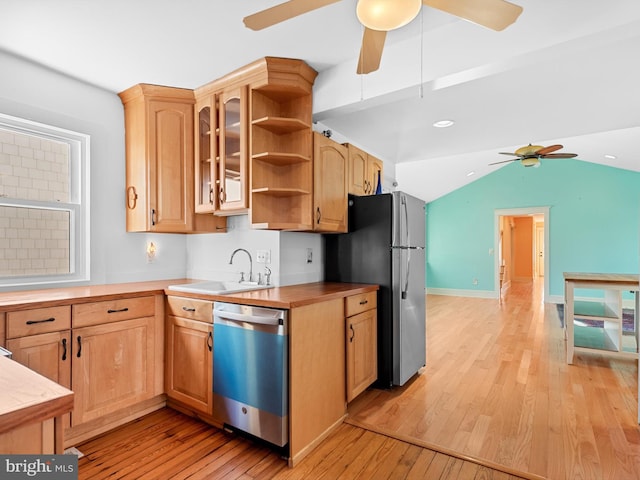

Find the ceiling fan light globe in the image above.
[
  {"left": 356, "top": 0, "right": 421, "bottom": 31},
  {"left": 521, "top": 157, "right": 539, "bottom": 167}
]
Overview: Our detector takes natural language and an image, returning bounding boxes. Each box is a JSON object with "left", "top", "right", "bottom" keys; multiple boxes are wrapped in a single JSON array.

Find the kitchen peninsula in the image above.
[{"left": 0, "top": 279, "right": 378, "bottom": 466}]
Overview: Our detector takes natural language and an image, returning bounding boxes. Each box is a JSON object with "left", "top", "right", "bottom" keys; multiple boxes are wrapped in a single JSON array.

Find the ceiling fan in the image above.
[
  {"left": 243, "top": 0, "right": 523, "bottom": 74},
  {"left": 490, "top": 144, "right": 578, "bottom": 168}
]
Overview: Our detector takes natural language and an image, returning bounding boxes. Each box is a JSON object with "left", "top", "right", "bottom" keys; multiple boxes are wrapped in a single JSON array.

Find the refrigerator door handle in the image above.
[
  {"left": 402, "top": 247, "right": 410, "bottom": 299},
  {"left": 402, "top": 195, "right": 410, "bottom": 248}
]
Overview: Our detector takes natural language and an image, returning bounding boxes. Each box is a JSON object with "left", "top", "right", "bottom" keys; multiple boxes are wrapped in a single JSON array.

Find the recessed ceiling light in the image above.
[
  {"left": 466, "top": 171, "right": 475, "bottom": 177},
  {"left": 604, "top": 154, "right": 617, "bottom": 159},
  {"left": 433, "top": 120, "right": 454, "bottom": 128}
]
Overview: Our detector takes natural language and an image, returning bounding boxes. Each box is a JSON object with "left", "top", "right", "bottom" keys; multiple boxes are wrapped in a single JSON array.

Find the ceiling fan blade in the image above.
[
  {"left": 357, "top": 28, "right": 387, "bottom": 74},
  {"left": 489, "top": 158, "right": 519, "bottom": 165},
  {"left": 498, "top": 152, "right": 519, "bottom": 156},
  {"left": 243, "top": 0, "right": 341, "bottom": 30},
  {"left": 540, "top": 153, "right": 578, "bottom": 159},
  {"left": 422, "top": 0, "right": 523, "bottom": 31},
  {"left": 535, "top": 144, "right": 563, "bottom": 155}
]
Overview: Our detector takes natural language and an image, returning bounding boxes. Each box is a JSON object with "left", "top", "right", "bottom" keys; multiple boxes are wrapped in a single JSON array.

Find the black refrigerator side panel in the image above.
[{"left": 325, "top": 194, "right": 394, "bottom": 388}]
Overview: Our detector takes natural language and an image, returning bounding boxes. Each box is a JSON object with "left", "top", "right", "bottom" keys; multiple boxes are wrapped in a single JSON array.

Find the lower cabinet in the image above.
[
  {"left": 165, "top": 296, "right": 213, "bottom": 415},
  {"left": 5, "top": 295, "right": 165, "bottom": 447},
  {"left": 345, "top": 292, "right": 378, "bottom": 402},
  {"left": 71, "top": 315, "right": 157, "bottom": 426}
]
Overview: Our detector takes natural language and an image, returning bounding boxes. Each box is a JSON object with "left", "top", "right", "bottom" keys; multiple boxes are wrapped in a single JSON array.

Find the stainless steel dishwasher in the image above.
[{"left": 213, "top": 301, "right": 288, "bottom": 448}]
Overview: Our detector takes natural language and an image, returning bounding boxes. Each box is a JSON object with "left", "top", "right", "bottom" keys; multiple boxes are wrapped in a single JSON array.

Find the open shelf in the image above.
[
  {"left": 252, "top": 152, "right": 310, "bottom": 166},
  {"left": 252, "top": 117, "right": 309, "bottom": 134},
  {"left": 251, "top": 187, "right": 310, "bottom": 197},
  {"left": 574, "top": 300, "right": 619, "bottom": 319}
]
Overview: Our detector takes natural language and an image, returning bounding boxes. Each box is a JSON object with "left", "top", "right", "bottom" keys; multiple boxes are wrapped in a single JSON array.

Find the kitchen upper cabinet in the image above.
[
  {"left": 119, "top": 84, "right": 225, "bottom": 233},
  {"left": 346, "top": 144, "right": 384, "bottom": 196},
  {"left": 165, "top": 296, "right": 213, "bottom": 415},
  {"left": 218, "top": 87, "right": 249, "bottom": 214},
  {"left": 196, "top": 57, "right": 317, "bottom": 230},
  {"left": 313, "top": 133, "right": 348, "bottom": 233}
]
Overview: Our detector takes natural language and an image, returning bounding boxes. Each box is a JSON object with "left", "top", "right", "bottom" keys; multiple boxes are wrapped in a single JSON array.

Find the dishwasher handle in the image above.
[{"left": 215, "top": 310, "right": 283, "bottom": 327}]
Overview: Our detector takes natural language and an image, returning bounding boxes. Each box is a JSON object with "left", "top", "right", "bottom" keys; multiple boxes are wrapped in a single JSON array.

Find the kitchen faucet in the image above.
[{"left": 229, "top": 248, "right": 253, "bottom": 283}]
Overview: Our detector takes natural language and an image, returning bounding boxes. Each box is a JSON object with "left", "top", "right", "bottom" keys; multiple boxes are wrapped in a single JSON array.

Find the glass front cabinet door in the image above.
[
  {"left": 195, "top": 98, "right": 217, "bottom": 213},
  {"left": 217, "top": 87, "right": 248, "bottom": 214}
]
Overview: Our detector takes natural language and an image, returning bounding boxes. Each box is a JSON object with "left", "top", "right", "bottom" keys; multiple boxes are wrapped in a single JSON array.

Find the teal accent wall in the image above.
[{"left": 425, "top": 159, "right": 640, "bottom": 298}]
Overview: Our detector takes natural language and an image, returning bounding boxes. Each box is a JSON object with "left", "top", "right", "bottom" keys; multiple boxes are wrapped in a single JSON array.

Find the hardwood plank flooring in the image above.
[
  {"left": 348, "top": 279, "right": 640, "bottom": 480},
  {"left": 77, "top": 407, "right": 530, "bottom": 479}
]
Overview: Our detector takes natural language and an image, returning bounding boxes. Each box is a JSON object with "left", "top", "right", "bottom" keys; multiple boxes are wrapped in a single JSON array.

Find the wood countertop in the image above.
[
  {"left": 165, "top": 281, "right": 379, "bottom": 309},
  {"left": 0, "top": 356, "right": 74, "bottom": 435},
  {"left": 0, "top": 279, "right": 187, "bottom": 311},
  {"left": 0, "top": 279, "right": 378, "bottom": 311}
]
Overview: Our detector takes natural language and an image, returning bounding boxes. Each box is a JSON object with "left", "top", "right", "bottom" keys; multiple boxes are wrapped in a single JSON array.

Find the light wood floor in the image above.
[
  {"left": 76, "top": 279, "right": 639, "bottom": 479},
  {"left": 349, "top": 279, "right": 640, "bottom": 480}
]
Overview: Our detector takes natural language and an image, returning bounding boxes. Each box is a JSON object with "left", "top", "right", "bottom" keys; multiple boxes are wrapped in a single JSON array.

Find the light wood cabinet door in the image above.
[
  {"left": 313, "top": 133, "right": 348, "bottom": 233},
  {"left": 119, "top": 84, "right": 224, "bottom": 233},
  {"left": 347, "top": 144, "right": 369, "bottom": 195},
  {"left": 346, "top": 308, "right": 377, "bottom": 403},
  {"left": 165, "top": 315, "right": 213, "bottom": 414},
  {"left": 217, "top": 86, "right": 249, "bottom": 214},
  {"left": 7, "top": 331, "right": 72, "bottom": 390},
  {"left": 71, "top": 316, "right": 155, "bottom": 426}
]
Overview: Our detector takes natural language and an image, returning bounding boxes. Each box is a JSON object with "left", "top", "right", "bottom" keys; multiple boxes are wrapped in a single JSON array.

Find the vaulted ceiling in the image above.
[{"left": 1, "top": 0, "right": 638, "bottom": 202}]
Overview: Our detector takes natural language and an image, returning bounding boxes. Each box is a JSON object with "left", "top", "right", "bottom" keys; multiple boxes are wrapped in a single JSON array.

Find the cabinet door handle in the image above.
[
  {"left": 209, "top": 187, "right": 214, "bottom": 204},
  {"left": 126, "top": 186, "right": 138, "bottom": 209},
  {"left": 316, "top": 207, "right": 321, "bottom": 224},
  {"left": 207, "top": 331, "right": 213, "bottom": 352},
  {"left": 359, "top": 299, "right": 368, "bottom": 305},
  {"left": 219, "top": 188, "right": 226, "bottom": 204},
  {"left": 150, "top": 208, "right": 157, "bottom": 226},
  {"left": 61, "top": 338, "right": 67, "bottom": 361},
  {"left": 182, "top": 306, "right": 196, "bottom": 312},
  {"left": 107, "top": 307, "right": 129, "bottom": 314},
  {"left": 350, "top": 324, "right": 355, "bottom": 343},
  {"left": 26, "top": 317, "right": 55, "bottom": 325},
  {"left": 76, "top": 336, "right": 82, "bottom": 358}
]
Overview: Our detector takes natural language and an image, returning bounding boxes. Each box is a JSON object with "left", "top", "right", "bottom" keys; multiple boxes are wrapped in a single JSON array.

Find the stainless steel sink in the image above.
[{"left": 168, "top": 280, "right": 272, "bottom": 295}]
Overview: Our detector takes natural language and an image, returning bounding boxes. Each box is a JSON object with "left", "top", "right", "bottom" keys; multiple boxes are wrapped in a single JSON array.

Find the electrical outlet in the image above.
[
  {"left": 472, "top": 278, "right": 478, "bottom": 286},
  {"left": 306, "top": 248, "right": 313, "bottom": 264},
  {"left": 256, "top": 249, "right": 271, "bottom": 264}
]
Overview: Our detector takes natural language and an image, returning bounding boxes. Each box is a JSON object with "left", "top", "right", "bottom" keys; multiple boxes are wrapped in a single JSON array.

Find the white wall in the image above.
[
  {"left": 0, "top": 51, "right": 325, "bottom": 290},
  {"left": 0, "top": 50, "right": 187, "bottom": 288}
]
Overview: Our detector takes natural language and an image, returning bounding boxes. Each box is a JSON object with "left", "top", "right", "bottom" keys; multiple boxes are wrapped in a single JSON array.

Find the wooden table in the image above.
[{"left": 563, "top": 272, "right": 640, "bottom": 422}]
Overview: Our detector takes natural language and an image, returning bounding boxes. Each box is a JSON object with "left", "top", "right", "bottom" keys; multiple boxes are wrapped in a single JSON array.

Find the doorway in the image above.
[{"left": 494, "top": 207, "right": 549, "bottom": 302}]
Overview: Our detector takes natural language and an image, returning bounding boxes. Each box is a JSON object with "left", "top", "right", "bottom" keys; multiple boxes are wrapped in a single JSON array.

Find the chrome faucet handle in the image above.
[
  {"left": 257, "top": 273, "right": 263, "bottom": 285},
  {"left": 239, "top": 272, "right": 245, "bottom": 282},
  {"left": 265, "top": 266, "right": 271, "bottom": 286}
]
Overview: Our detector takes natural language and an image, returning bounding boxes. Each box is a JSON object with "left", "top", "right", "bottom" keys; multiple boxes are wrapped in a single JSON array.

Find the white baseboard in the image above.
[{"left": 426, "top": 288, "right": 497, "bottom": 299}]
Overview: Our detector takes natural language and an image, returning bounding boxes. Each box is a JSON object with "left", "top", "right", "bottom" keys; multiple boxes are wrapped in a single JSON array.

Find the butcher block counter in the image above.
[
  {"left": 0, "top": 355, "right": 74, "bottom": 454},
  {"left": 0, "top": 279, "right": 378, "bottom": 466},
  {"left": 165, "top": 281, "right": 378, "bottom": 308}
]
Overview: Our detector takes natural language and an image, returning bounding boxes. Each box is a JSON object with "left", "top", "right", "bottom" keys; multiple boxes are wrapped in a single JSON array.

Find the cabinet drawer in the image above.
[
  {"left": 6, "top": 306, "right": 71, "bottom": 339},
  {"left": 345, "top": 292, "right": 377, "bottom": 318},
  {"left": 72, "top": 296, "right": 155, "bottom": 328},
  {"left": 166, "top": 296, "right": 212, "bottom": 323}
]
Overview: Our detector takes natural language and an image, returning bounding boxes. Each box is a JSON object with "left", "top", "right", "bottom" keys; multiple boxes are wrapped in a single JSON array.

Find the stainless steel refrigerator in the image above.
[{"left": 324, "top": 191, "right": 426, "bottom": 387}]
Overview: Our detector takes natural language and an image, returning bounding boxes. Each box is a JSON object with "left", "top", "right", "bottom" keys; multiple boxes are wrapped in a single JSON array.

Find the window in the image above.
[{"left": 0, "top": 113, "right": 90, "bottom": 287}]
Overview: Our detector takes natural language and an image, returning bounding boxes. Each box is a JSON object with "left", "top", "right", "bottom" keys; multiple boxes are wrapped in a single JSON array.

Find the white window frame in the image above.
[{"left": 0, "top": 112, "right": 90, "bottom": 288}]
